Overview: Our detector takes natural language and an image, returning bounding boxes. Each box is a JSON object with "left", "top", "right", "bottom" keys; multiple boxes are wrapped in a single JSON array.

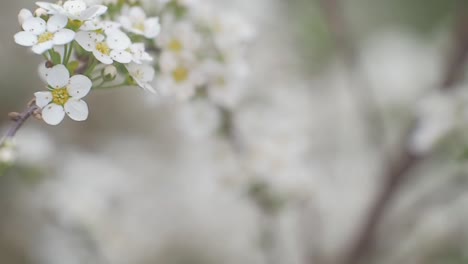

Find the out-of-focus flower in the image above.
[
  {"left": 157, "top": 52, "right": 202, "bottom": 100},
  {"left": 157, "top": 19, "right": 201, "bottom": 56},
  {"left": 119, "top": 6, "right": 161, "bottom": 38},
  {"left": 0, "top": 139, "right": 17, "bottom": 165}
]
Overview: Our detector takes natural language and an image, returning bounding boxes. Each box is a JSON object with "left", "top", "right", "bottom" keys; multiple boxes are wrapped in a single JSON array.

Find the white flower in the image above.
[
  {"left": 202, "top": 59, "right": 249, "bottom": 108},
  {"left": 125, "top": 63, "right": 156, "bottom": 93},
  {"left": 14, "top": 14, "right": 75, "bottom": 54},
  {"left": 119, "top": 6, "right": 161, "bottom": 38},
  {"left": 157, "top": 19, "right": 201, "bottom": 55},
  {"left": 157, "top": 52, "right": 203, "bottom": 100},
  {"left": 75, "top": 30, "right": 132, "bottom": 64},
  {"left": 35, "top": 64, "right": 92, "bottom": 125},
  {"left": 129, "top": 43, "right": 153, "bottom": 64},
  {"left": 36, "top": 0, "right": 107, "bottom": 21}
]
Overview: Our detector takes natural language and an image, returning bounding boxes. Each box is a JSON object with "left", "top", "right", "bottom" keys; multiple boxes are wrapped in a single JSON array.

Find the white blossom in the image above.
[
  {"left": 36, "top": 0, "right": 107, "bottom": 21},
  {"left": 157, "top": 52, "right": 203, "bottom": 100},
  {"left": 75, "top": 30, "right": 133, "bottom": 64},
  {"left": 14, "top": 14, "right": 75, "bottom": 54},
  {"left": 126, "top": 63, "right": 156, "bottom": 94},
  {"left": 35, "top": 64, "right": 92, "bottom": 125},
  {"left": 119, "top": 6, "right": 161, "bottom": 39}
]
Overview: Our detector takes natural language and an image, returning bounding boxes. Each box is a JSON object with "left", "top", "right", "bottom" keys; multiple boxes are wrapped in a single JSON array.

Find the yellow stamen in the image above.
[
  {"left": 168, "top": 39, "right": 183, "bottom": 53},
  {"left": 134, "top": 22, "right": 145, "bottom": 32},
  {"left": 38, "top": 32, "right": 54, "bottom": 43},
  {"left": 172, "top": 66, "right": 189, "bottom": 83},
  {"left": 96, "top": 42, "right": 110, "bottom": 55},
  {"left": 52, "top": 88, "right": 70, "bottom": 106}
]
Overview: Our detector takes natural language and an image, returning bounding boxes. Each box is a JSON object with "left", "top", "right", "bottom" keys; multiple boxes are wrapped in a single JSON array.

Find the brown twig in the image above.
[{"left": 0, "top": 104, "right": 40, "bottom": 148}]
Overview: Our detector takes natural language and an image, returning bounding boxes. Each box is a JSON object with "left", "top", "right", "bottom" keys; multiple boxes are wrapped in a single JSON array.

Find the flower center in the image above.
[
  {"left": 68, "top": 19, "right": 84, "bottom": 31},
  {"left": 52, "top": 88, "right": 70, "bottom": 106},
  {"left": 96, "top": 42, "right": 111, "bottom": 55},
  {"left": 38, "top": 32, "right": 54, "bottom": 43},
  {"left": 134, "top": 22, "right": 145, "bottom": 32},
  {"left": 172, "top": 66, "right": 189, "bottom": 83},
  {"left": 168, "top": 39, "right": 183, "bottom": 53}
]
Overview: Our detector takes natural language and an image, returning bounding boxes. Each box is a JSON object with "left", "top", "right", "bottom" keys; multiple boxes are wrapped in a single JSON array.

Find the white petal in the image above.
[
  {"left": 106, "top": 30, "right": 131, "bottom": 50},
  {"left": 18, "top": 9, "right": 33, "bottom": 25},
  {"left": 34, "top": 91, "right": 53, "bottom": 108},
  {"left": 53, "top": 29, "right": 75, "bottom": 45},
  {"left": 41, "top": 103, "right": 65, "bottom": 125},
  {"left": 38, "top": 61, "right": 51, "bottom": 82},
  {"left": 93, "top": 50, "right": 113, "bottom": 64},
  {"left": 80, "top": 20, "right": 101, "bottom": 31},
  {"left": 129, "top": 7, "right": 146, "bottom": 20},
  {"left": 22, "top": 17, "right": 46, "bottom": 35},
  {"left": 63, "top": 0, "right": 87, "bottom": 16},
  {"left": 101, "top": 21, "right": 121, "bottom": 33},
  {"left": 64, "top": 99, "right": 88, "bottom": 121},
  {"left": 47, "top": 14, "right": 68, "bottom": 32},
  {"left": 47, "top": 64, "right": 70, "bottom": 88},
  {"left": 14, "top": 31, "right": 38, "bottom": 46},
  {"left": 142, "top": 83, "right": 156, "bottom": 94},
  {"left": 144, "top": 18, "right": 161, "bottom": 38},
  {"left": 35, "top": 2, "right": 61, "bottom": 14},
  {"left": 118, "top": 17, "right": 132, "bottom": 32},
  {"left": 110, "top": 50, "right": 132, "bottom": 64},
  {"left": 68, "top": 75, "right": 92, "bottom": 99},
  {"left": 79, "top": 5, "right": 107, "bottom": 20},
  {"left": 75, "top": 31, "right": 102, "bottom": 51},
  {"left": 32, "top": 41, "right": 54, "bottom": 54}
]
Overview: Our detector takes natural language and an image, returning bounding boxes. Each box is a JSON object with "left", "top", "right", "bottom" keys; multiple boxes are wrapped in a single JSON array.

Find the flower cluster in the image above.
[
  {"left": 154, "top": 2, "right": 255, "bottom": 108},
  {"left": 14, "top": 0, "right": 159, "bottom": 125},
  {"left": 13, "top": 0, "right": 253, "bottom": 127}
]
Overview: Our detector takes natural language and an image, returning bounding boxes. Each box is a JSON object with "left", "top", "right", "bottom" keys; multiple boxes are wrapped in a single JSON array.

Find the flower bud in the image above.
[
  {"left": 102, "top": 65, "right": 117, "bottom": 81},
  {"left": 0, "top": 139, "right": 16, "bottom": 165},
  {"left": 18, "top": 9, "right": 33, "bottom": 26},
  {"left": 34, "top": 8, "right": 48, "bottom": 18}
]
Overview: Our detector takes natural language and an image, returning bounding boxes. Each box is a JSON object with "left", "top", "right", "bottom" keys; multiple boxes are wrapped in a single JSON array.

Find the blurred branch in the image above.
[
  {"left": 442, "top": 9, "right": 468, "bottom": 89},
  {"left": 318, "top": 0, "right": 387, "bottom": 151},
  {"left": 344, "top": 6, "right": 468, "bottom": 264}
]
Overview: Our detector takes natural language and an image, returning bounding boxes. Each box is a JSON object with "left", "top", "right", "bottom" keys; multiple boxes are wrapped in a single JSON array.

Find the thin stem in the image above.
[
  {"left": 63, "top": 44, "right": 69, "bottom": 64},
  {"left": 0, "top": 105, "right": 39, "bottom": 147},
  {"left": 64, "top": 42, "right": 75, "bottom": 65},
  {"left": 84, "top": 58, "right": 98, "bottom": 77}
]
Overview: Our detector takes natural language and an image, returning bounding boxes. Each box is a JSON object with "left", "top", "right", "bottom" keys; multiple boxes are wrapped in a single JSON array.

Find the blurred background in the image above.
[{"left": 0, "top": 0, "right": 467, "bottom": 264}]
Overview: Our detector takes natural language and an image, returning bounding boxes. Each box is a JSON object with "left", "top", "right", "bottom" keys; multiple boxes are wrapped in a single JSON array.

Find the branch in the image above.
[
  {"left": 343, "top": 6, "right": 468, "bottom": 264},
  {"left": 0, "top": 104, "right": 40, "bottom": 148}
]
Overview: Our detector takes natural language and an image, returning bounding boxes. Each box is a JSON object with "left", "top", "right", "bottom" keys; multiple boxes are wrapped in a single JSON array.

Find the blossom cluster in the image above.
[
  {"left": 12, "top": 0, "right": 253, "bottom": 127},
  {"left": 14, "top": 0, "right": 162, "bottom": 125}
]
